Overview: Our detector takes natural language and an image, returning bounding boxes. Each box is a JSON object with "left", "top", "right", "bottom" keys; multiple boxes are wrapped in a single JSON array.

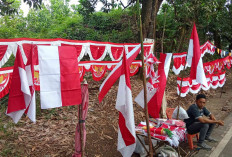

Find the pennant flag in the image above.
[
  {"left": 116, "top": 50, "right": 136, "bottom": 157},
  {"left": 98, "top": 45, "right": 141, "bottom": 103},
  {"left": 7, "top": 46, "right": 36, "bottom": 123},
  {"left": 135, "top": 53, "right": 172, "bottom": 118},
  {"left": 38, "top": 46, "right": 82, "bottom": 109},
  {"left": 186, "top": 23, "right": 208, "bottom": 87}
]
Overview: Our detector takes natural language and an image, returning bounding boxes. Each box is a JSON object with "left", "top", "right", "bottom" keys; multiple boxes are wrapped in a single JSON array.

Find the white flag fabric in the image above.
[
  {"left": 116, "top": 50, "right": 136, "bottom": 157},
  {"left": 38, "top": 46, "right": 82, "bottom": 109}
]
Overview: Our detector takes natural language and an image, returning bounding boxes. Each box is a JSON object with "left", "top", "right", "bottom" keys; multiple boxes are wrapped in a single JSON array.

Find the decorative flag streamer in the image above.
[
  {"left": 0, "top": 66, "right": 13, "bottom": 99},
  {"left": 115, "top": 50, "right": 136, "bottom": 157},
  {"left": 38, "top": 46, "right": 82, "bottom": 109},
  {"left": 186, "top": 23, "right": 208, "bottom": 87},
  {"left": 98, "top": 45, "right": 141, "bottom": 103}
]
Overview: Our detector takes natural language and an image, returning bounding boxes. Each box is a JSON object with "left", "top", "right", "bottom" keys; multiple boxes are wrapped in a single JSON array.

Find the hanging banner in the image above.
[
  {"left": 172, "top": 52, "right": 187, "bottom": 75},
  {"left": 177, "top": 71, "right": 226, "bottom": 97},
  {"left": 0, "top": 66, "right": 13, "bottom": 98},
  {"left": 200, "top": 41, "right": 216, "bottom": 56},
  {"left": 0, "top": 38, "right": 153, "bottom": 65}
]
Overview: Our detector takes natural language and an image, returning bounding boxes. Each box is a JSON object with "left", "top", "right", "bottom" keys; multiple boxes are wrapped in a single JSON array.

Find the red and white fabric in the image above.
[
  {"left": 177, "top": 72, "right": 226, "bottom": 97},
  {"left": 0, "top": 66, "right": 13, "bottom": 99},
  {"left": 200, "top": 41, "right": 216, "bottom": 57},
  {"left": 7, "top": 46, "right": 36, "bottom": 123},
  {"left": 145, "top": 53, "right": 160, "bottom": 79},
  {"left": 135, "top": 53, "right": 172, "bottom": 118},
  {"left": 107, "top": 44, "right": 124, "bottom": 61},
  {"left": 0, "top": 43, "right": 17, "bottom": 67},
  {"left": 115, "top": 50, "right": 136, "bottom": 156},
  {"left": 177, "top": 77, "right": 191, "bottom": 97},
  {"left": 0, "top": 38, "right": 153, "bottom": 65},
  {"left": 172, "top": 52, "right": 187, "bottom": 75},
  {"left": 38, "top": 46, "right": 82, "bottom": 109},
  {"left": 186, "top": 23, "right": 208, "bottom": 87},
  {"left": 98, "top": 45, "right": 141, "bottom": 103}
]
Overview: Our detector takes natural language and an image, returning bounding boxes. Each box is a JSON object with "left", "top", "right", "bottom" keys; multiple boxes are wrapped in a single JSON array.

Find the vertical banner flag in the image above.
[
  {"left": 186, "top": 23, "right": 208, "bottom": 87},
  {"left": 7, "top": 46, "right": 36, "bottom": 123},
  {"left": 38, "top": 46, "right": 82, "bottom": 109},
  {"left": 135, "top": 53, "right": 172, "bottom": 118},
  {"left": 116, "top": 50, "right": 136, "bottom": 157},
  {"left": 98, "top": 45, "right": 141, "bottom": 103}
]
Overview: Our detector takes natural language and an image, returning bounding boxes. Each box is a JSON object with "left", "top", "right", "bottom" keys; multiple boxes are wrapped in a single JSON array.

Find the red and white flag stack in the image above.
[
  {"left": 99, "top": 45, "right": 141, "bottom": 156},
  {"left": 115, "top": 50, "right": 136, "bottom": 156},
  {"left": 186, "top": 23, "right": 208, "bottom": 87},
  {"left": 38, "top": 46, "right": 82, "bottom": 109},
  {"left": 135, "top": 53, "right": 172, "bottom": 118},
  {"left": 7, "top": 46, "right": 36, "bottom": 123}
]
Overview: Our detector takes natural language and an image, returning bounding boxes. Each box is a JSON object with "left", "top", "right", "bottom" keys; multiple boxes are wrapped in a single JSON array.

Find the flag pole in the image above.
[{"left": 138, "top": 2, "right": 153, "bottom": 156}]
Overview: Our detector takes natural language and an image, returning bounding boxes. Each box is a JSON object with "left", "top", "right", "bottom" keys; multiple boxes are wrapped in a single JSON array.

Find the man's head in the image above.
[{"left": 196, "top": 94, "right": 206, "bottom": 109}]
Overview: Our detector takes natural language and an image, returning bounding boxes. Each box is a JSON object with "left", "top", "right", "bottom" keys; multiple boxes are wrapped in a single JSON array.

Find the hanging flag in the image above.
[
  {"left": 135, "top": 53, "right": 172, "bottom": 118},
  {"left": 115, "top": 50, "right": 136, "bottom": 157},
  {"left": 38, "top": 46, "right": 82, "bottom": 109},
  {"left": 98, "top": 45, "right": 141, "bottom": 103},
  {"left": 7, "top": 46, "right": 36, "bottom": 123},
  {"left": 186, "top": 23, "right": 208, "bottom": 87}
]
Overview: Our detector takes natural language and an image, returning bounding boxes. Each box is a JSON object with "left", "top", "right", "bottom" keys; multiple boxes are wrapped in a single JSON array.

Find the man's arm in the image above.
[
  {"left": 209, "top": 114, "right": 216, "bottom": 120},
  {"left": 198, "top": 117, "right": 224, "bottom": 126}
]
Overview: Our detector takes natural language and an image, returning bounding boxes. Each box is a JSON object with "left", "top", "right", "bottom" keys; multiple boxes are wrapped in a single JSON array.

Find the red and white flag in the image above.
[
  {"left": 38, "top": 46, "right": 82, "bottom": 109},
  {"left": 7, "top": 46, "right": 36, "bottom": 123},
  {"left": 116, "top": 50, "right": 136, "bottom": 157},
  {"left": 186, "top": 23, "right": 208, "bottom": 87},
  {"left": 98, "top": 45, "right": 141, "bottom": 103},
  {"left": 135, "top": 53, "right": 172, "bottom": 118}
]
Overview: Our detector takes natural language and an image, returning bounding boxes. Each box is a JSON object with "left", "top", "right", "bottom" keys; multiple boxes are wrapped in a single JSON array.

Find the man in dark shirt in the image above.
[{"left": 184, "top": 94, "right": 224, "bottom": 150}]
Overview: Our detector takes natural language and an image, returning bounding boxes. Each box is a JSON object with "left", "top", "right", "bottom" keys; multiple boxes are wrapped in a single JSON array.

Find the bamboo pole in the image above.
[
  {"left": 137, "top": 1, "right": 153, "bottom": 156},
  {"left": 139, "top": 14, "right": 154, "bottom": 157}
]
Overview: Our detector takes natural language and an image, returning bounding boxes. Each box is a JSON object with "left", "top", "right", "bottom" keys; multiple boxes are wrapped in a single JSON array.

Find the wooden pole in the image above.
[
  {"left": 79, "top": 102, "right": 84, "bottom": 156},
  {"left": 139, "top": 14, "right": 154, "bottom": 157}
]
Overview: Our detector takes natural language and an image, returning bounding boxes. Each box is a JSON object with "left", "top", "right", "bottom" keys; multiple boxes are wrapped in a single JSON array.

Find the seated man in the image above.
[{"left": 184, "top": 94, "right": 224, "bottom": 150}]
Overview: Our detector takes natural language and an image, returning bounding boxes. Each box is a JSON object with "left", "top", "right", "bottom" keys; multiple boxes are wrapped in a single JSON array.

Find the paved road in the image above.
[{"left": 194, "top": 111, "right": 232, "bottom": 157}]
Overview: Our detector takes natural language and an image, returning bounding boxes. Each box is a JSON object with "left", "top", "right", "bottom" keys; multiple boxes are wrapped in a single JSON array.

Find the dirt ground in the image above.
[{"left": 0, "top": 68, "right": 232, "bottom": 157}]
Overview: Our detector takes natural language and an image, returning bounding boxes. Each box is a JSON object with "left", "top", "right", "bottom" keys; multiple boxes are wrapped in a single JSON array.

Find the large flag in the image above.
[
  {"left": 116, "top": 50, "right": 136, "bottom": 157},
  {"left": 38, "top": 46, "right": 82, "bottom": 109},
  {"left": 98, "top": 45, "right": 141, "bottom": 103},
  {"left": 135, "top": 53, "right": 172, "bottom": 118},
  {"left": 186, "top": 23, "right": 208, "bottom": 86},
  {"left": 7, "top": 46, "right": 36, "bottom": 123}
]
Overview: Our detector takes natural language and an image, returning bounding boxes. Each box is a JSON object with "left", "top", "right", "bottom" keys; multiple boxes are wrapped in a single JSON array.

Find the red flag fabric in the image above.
[
  {"left": 38, "top": 46, "right": 82, "bottom": 109},
  {"left": 7, "top": 46, "right": 36, "bottom": 123},
  {"left": 98, "top": 45, "right": 141, "bottom": 103},
  {"left": 186, "top": 23, "right": 208, "bottom": 87},
  {"left": 115, "top": 50, "right": 136, "bottom": 156}
]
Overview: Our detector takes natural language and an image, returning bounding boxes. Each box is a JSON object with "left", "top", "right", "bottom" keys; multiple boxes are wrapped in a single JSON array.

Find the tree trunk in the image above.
[
  {"left": 213, "top": 31, "right": 221, "bottom": 49},
  {"left": 141, "top": 0, "right": 163, "bottom": 39}
]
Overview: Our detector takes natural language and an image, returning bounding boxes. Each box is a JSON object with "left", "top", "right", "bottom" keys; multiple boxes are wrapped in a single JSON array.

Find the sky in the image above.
[{"left": 20, "top": 0, "right": 128, "bottom": 17}]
